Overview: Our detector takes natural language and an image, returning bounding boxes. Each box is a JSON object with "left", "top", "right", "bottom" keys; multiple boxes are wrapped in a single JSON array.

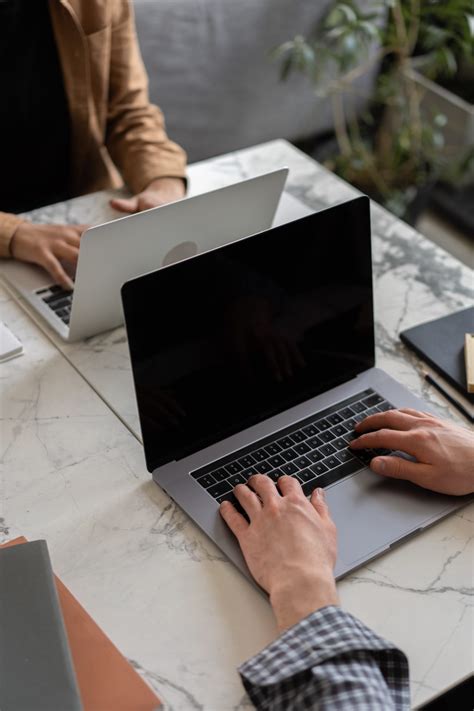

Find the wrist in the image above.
[
  {"left": 145, "top": 177, "right": 186, "bottom": 196},
  {"left": 270, "top": 568, "right": 339, "bottom": 632},
  {"left": 9, "top": 221, "right": 29, "bottom": 258}
]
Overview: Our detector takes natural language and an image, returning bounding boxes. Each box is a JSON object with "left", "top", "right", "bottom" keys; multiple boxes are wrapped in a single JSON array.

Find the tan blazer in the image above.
[{"left": 0, "top": 0, "right": 187, "bottom": 257}]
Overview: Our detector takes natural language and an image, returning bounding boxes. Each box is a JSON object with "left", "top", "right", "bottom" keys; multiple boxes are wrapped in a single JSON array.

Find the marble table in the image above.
[{"left": 1, "top": 140, "right": 473, "bottom": 709}]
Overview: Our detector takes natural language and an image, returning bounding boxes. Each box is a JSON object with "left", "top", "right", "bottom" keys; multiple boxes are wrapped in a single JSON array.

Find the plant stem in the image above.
[
  {"left": 330, "top": 91, "right": 352, "bottom": 157},
  {"left": 407, "top": 0, "right": 420, "bottom": 55}
]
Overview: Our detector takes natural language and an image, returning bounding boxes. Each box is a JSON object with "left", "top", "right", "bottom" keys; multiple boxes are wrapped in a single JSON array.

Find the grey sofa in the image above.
[{"left": 134, "top": 0, "right": 378, "bottom": 163}]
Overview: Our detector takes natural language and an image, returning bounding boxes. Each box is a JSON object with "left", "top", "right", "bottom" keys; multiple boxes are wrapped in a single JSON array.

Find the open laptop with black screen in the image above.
[{"left": 122, "top": 196, "right": 469, "bottom": 582}]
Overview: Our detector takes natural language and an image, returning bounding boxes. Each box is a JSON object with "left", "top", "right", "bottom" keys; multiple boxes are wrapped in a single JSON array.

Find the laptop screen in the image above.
[{"left": 122, "top": 196, "right": 374, "bottom": 471}]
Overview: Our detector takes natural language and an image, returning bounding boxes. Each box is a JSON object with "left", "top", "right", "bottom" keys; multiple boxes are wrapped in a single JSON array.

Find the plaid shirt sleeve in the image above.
[{"left": 239, "top": 605, "right": 410, "bottom": 710}]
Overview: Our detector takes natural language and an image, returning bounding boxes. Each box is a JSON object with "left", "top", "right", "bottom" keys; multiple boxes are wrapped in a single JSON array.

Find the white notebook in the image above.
[{"left": 0, "top": 321, "right": 23, "bottom": 362}]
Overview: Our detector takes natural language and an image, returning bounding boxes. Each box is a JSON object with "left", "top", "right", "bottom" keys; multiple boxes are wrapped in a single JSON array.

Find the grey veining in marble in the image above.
[{"left": 1, "top": 141, "right": 473, "bottom": 709}]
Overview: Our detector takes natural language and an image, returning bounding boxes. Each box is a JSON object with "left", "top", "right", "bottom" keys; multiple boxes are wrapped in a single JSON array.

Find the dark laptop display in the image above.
[{"left": 123, "top": 197, "right": 374, "bottom": 472}]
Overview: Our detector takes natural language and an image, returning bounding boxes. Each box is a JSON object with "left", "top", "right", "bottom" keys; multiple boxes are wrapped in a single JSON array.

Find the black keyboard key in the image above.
[
  {"left": 363, "top": 393, "right": 384, "bottom": 407},
  {"left": 268, "top": 469, "right": 283, "bottom": 482},
  {"left": 332, "top": 438, "right": 348, "bottom": 451},
  {"left": 265, "top": 442, "right": 282, "bottom": 456},
  {"left": 365, "top": 407, "right": 379, "bottom": 416},
  {"left": 228, "top": 473, "right": 246, "bottom": 487},
  {"left": 340, "top": 407, "right": 355, "bottom": 419},
  {"left": 290, "top": 430, "right": 307, "bottom": 443},
  {"left": 242, "top": 467, "right": 258, "bottom": 479},
  {"left": 302, "top": 424, "right": 319, "bottom": 437},
  {"left": 216, "top": 467, "right": 234, "bottom": 480},
  {"left": 319, "top": 443, "right": 336, "bottom": 457},
  {"left": 281, "top": 462, "right": 298, "bottom": 475},
  {"left": 297, "top": 468, "right": 316, "bottom": 483},
  {"left": 294, "top": 455, "right": 311, "bottom": 469},
  {"left": 225, "top": 462, "right": 243, "bottom": 476},
  {"left": 303, "top": 458, "right": 361, "bottom": 495},
  {"left": 307, "top": 435, "right": 323, "bottom": 448},
  {"left": 327, "top": 413, "right": 343, "bottom": 425},
  {"left": 56, "top": 308, "right": 68, "bottom": 318},
  {"left": 294, "top": 442, "right": 310, "bottom": 455},
  {"left": 238, "top": 454, "right": 256, "bottom": 468},
  {"left": 208, "top": 480, "right": 232, "bottom": 498},
  {"left": 344, "top": 431, "right": 358, "bottom": 443},
  {"left": 197, "top": 473, "right": 216, "bottom": 488},
  {"left": 62, "top": 316, "right": 70, "bottom": 324},
  {"left": 330, "top": 424, "right": 347, "bottom": 437},
  {"left": 377, "top": 402, "right": 393, "bottom": 412},
  {"left": 257, "top": 460, "right": 272, "bottom": 474},
  {"left": 50, "top": 298, "right": 71, "bottom": 312},
  {"left": 269, "top": 455, "right": 285, "bottom": 468},
  {"left": 310, "top": 462, "right": 328, "bottom": 476},
  {"left": 336, "top": 449, "right": 356, "bottom": 463},
  {"left": 277, "top": 437, "right": 294, "bottom": 449},
  {"left": 252, "top": 448, "right": 268, "bottom": 462},
  {"left": 355, "top": 449, "right": 374, "bottom": 464},
  {"left": 345, "top": 417, "right": 358, "bottom": 429},
  {"left": 316, "top": 418, "right": 331, "bottom": 430},
  {"left": 215, "top": 493, "right": 249, "bottom": 521},
  {"left": 43, "top": 291, "right": 70, "bottom": 305},
  {"left": 319, "top": 430, "right": 335, "bottom": 443},
  {"left": 281, "top": 448, "right": 298, "bottom": 462},
  {"left": 307, "top": 450, "right": 324, "bottom": 463},
  {"left": 192, "top": 467, "right": 208, "bottom": 479},
  {"left": 352, "top": 401, "right": 367, "bottom": 413},
  {"left": 324, "top": 455, "right": 340, "bottom": 469}
]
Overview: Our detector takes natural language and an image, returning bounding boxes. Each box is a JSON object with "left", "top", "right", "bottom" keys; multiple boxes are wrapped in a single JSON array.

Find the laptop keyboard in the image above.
[
  {"left": 36, "top": 285, "right": 73, "bottom": 325},
  {"left": 191, "top": 389, "right": 394, "bottom": 506}
]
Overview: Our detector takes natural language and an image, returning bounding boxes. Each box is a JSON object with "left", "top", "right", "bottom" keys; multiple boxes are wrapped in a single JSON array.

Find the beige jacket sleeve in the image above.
[
  {"left": 105, "top": 1, "right": 187, "bottom": 194},
  {"left": 0, "top": 213, "right": 25, "bottom": 259}
]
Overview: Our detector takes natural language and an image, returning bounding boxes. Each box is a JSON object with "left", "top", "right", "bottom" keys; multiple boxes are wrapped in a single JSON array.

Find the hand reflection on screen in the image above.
[{"left": 226, "top": 295, "right": 305, "bottom": 383}]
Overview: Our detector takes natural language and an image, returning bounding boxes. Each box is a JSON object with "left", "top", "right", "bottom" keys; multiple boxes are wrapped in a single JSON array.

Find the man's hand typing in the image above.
[
  {"left": 220, "top": 474, "right": 338, "bottom": 632},
  {"left": 351, "top": 408, "right": 474, "bottom": 496}
]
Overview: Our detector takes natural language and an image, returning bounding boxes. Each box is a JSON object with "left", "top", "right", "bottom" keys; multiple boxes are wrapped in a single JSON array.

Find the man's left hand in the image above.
[{"left": 110, "top": 177, "right": 185, "bottom": 213}]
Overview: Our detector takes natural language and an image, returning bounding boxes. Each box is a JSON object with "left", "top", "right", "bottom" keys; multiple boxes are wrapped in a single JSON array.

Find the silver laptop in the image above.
[
  {"left": 122, "top": 197, "right": 471, "bottom": 583},
  {"left": 0, "top": 169, "right": 288, "bottom": 341}
]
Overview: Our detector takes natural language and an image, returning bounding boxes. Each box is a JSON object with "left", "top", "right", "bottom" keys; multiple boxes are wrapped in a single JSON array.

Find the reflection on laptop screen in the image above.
[{"left": 123, "top": 197, "right": 374, "bottom": 471}]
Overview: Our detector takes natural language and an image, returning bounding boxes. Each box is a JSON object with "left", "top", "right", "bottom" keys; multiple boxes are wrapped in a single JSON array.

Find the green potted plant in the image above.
[{"left": 273, "top": 0, "right": 474, "bottom": 220}]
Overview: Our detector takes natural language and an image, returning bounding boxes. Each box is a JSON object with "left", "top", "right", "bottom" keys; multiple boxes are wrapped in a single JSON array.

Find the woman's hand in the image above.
[
  {"left": 351, "top": 409, "right": 474, "bottom": 496},
  {"left": 10, "top": 222, "right": 89, "bottom": 290},
  {"left": 110, "top": 177, "right": 186, "bottom": 214}
]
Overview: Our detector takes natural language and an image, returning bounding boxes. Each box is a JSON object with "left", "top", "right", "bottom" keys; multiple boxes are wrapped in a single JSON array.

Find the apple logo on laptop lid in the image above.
[{"left": 162, "top": 241, "right": 198, "bottom": 267}]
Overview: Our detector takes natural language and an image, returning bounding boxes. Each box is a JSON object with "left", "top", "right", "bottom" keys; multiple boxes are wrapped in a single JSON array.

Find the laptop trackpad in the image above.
[{"left": 327, "top": 468, "right": 459, "bottom": 576}]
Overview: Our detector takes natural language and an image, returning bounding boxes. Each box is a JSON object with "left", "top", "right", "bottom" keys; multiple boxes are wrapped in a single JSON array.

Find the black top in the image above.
[{"left": 0, "top": 0, "right": 71, "bottom": 213}]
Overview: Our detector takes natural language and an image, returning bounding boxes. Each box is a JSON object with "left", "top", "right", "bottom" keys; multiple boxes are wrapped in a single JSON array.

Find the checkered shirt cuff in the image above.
[{"left": 239, "top": 605, "right": 410, "bottom": 710}]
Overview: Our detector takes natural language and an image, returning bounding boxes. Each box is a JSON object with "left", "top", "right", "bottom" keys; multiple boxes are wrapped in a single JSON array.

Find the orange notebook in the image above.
[{"left": 1, "top": 538, "right": 161, "bottom": 711}]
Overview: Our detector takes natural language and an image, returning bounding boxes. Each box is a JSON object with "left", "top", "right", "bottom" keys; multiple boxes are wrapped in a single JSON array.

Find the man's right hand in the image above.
[
  {"left": 10, "top": 222, "right": 89, "bottom": 290},
  {"left": 351, "top": 409, "right": 474, "bottom": 496},
  {"left": 220, "top": 475, "right": 339, "bottom": 632}
]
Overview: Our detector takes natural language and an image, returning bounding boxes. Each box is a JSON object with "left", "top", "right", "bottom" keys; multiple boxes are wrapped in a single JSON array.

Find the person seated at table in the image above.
[
  {"left": 0, "top": 0, "right": 186, "bottom": 290},
  {"left": 220, "top": 409, "right": 473, "bottom": 709}
]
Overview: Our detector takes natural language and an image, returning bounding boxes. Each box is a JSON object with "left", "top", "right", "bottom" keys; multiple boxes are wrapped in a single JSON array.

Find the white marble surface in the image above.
[
  {"left": 8, "top": 140, "right": 473, "bottom": 438},
  {"left": 1, "top": 140, "right": 473, "bottom": 708}
]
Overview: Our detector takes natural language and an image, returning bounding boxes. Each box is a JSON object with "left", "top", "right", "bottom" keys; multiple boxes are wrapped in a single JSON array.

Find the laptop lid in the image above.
[
  {"left": 67, "top": 169, "right": 288, "bottom": 341},
  {"left": 122, "top": 196, "right": 374, "bottom": 473}
]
